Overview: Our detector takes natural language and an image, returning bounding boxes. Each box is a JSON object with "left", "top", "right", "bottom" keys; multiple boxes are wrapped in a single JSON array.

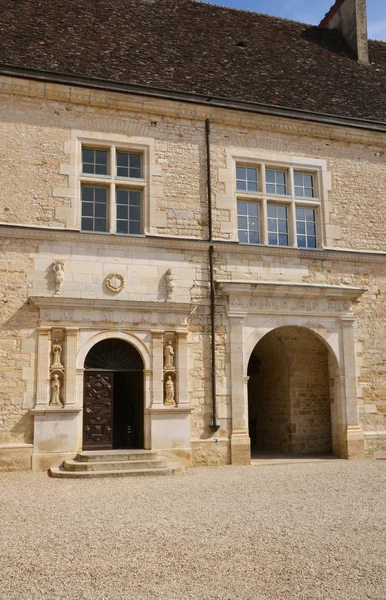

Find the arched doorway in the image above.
[
  {"left": 248, "top": 326, "right": 333, "bottom": 456},
  {"left": 83, "top": 338, "right": 144, "bottom": 451}
]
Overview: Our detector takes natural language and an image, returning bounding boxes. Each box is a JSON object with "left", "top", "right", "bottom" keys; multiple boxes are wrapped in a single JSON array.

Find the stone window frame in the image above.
[
  {"left": 236, "top": 159, "right": 323, "bottom": 248},
  {"left": 60, "top": 130, "right": 163, "bottom": 234},
  {"left": 217, "top": 149, "right": 337, "bottom": 246}
]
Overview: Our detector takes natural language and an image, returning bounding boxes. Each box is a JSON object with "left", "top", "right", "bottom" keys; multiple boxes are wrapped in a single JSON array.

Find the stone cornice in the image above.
[
  {"left": 216, "top": 281, "right": 366, "bottom": 302},
  {"left": 1, "top": 223, "right": 386, "bottom": 263},
  {"left": 28, "top": 296, "right": 192, "bottom": 314},
  {"left": 1, "top": 74, "right": 386, "bottom": 147}
]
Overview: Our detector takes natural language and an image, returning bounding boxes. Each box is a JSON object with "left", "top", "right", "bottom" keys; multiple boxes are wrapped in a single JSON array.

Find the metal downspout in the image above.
[{"left": 206, "top": 118, "right": 220, "bottom": 432}]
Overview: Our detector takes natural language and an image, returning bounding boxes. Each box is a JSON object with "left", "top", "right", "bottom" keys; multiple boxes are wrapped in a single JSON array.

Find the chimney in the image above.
[{"left": 319, "top": 0, "right": 369, "bottom": 65}]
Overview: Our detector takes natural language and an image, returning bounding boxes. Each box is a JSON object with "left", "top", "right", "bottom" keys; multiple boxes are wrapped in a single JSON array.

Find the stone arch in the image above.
[
  {"left": 245, "top": 316, "right": 340, "bottom": 373},
  {"left": 77, "top": 330, "right": 151, "bottom": 371},
  {"left": 246, "top": 324, "right": 339, "bottom": 456}
]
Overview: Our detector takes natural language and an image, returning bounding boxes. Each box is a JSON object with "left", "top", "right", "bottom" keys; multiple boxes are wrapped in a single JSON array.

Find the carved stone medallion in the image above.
[{"left": 105, "top": 273, "right": 125, "bottom": 293}]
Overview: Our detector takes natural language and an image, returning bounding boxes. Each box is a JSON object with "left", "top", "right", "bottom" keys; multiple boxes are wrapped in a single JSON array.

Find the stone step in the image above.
[
  {"left": 77, "top": 450, "right": 159, "bottom": 462},
  {"left": 49, "top": 463, "right": 185, "bottom": 479},
  {"left": 63, "top": 457, "right": 170, "bottom": 471}
]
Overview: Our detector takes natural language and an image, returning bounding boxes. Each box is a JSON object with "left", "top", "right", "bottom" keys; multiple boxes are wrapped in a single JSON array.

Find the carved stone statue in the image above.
[
  {"left": 53, "top": 261, "right": 65, "bottom": 294},
  {"left": 164, "top": 340, "right": 175, "bottom": 369},
  {"left": 164, "top": 375, "right": 175, "bottom": 405},
  {"left": 50, "top": 374, "right": 62, "bottom": 406},
  {"left": 165, "top": 268, "right": 174, "bottom": 301},
  {"left": 52, "top": 339, "right": 63, "bottom": 369}
]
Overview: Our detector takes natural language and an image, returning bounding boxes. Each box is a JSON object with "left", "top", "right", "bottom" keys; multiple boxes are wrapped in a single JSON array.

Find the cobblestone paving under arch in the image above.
[{"left": 0, "top": 460, "right": 385, "bottom": 600}]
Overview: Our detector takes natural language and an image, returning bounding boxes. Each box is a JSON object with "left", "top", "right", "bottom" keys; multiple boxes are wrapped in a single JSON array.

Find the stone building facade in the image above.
[{"left": 0, "top": 0, "right": 385, "bottom": 470}]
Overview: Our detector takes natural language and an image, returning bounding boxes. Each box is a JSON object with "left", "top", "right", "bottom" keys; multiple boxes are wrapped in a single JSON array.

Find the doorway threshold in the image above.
[{"left": 250, "top": 452, "right": 340, "bottom": 466}]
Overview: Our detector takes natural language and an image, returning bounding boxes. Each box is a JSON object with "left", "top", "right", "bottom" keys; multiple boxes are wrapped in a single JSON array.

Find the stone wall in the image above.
[
  {"left": 0, "top": 76, "right": 385, "bottom": 466},
  {"left": 248, "top": 327, "right": 332, "bottom": 455}
]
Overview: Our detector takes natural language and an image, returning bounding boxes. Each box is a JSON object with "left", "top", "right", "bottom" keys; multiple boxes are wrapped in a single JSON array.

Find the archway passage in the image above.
[
  {"left": 248, "top": 327, "right": 333, "bottom": 456},
  {"left": 83, "top": 339, "right": 144, "bottom": 451}
]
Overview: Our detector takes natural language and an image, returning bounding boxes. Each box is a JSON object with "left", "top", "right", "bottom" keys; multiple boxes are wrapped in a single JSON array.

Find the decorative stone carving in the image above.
[
  {"left": 165, "top": 268, "right": 174, "bottom": 301},
  {"left": 105, "top": 273, "right": 125, "bottom": 293},
  {"left": 164, "top": 375, "right": 176, "bottom": 406},
  {"left": 52, "top": 261, "right": 65, "bottom": 295},
  {"left": 51, "top": 339, "right": 63, "bottom": 369},
  {"left": 164, "top": 340, "right": 175, "bottom": 369},
  {"left": 50, "top": 373, "right": 62, "bottom": 406}
]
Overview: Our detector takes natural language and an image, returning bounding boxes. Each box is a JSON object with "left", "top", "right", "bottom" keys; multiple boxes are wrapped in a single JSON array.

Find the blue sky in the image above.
[{"left": 204, "top": 1, "right": 386, "bottom": 41}]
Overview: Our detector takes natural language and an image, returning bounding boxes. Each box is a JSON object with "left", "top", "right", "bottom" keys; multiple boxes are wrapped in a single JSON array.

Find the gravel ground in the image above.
[{"left": 0, "top": 460, "right": 385, "bottom": 600}]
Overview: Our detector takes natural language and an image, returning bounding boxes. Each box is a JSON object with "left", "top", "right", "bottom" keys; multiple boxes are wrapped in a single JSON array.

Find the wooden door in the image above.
[{"left": 83, "top": 372, "right": 113, "bottom": 450}]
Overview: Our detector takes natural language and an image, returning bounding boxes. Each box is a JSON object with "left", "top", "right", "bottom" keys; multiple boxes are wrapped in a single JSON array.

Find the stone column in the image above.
[
  {"left": 35, "top": 327, "right": 51, "bottom": 407},
  {"left": 340, "top": 316, "right": 364, "bottom": 459},
  {"left": 229, "top": 313, "right": 250, "bottom": 465},
  {"left": 64, "top": 328, "right": 79, "bottom": 406},
  {"left": 151, "top": 331, "right": 164, "bottom": 406},
  {"left": 176, "top": 331, "right": 189, "bottom": 407}
]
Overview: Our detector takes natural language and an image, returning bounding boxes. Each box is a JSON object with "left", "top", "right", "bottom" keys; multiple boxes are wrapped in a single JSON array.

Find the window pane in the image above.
[
  {"left": 117, "top": 190, "right": 129, "bottom": 204},
  {"left": 117, "top": 153, "right": 129, "bottom": 167},
  {"left": 117, "top": 221, "right": 128, "bottom": 234},
  {"left": 278, "top": 234, "right": 288, "bottom": 246},
  {"left": 266, "top": 170, "right": 275, "bottom": 183},
  {"left": 268, "top": 233, "right": 278, "bottom": 245},
  {"left": 81, "top": 217, "right": 93, "bottom": 231},
  {"left": 276, "top": 171, "right": 286, "bottom": 184},
  {"left": 266, "top": 183, "right": 275, "bottom": 195},
  {"left": 129, "top": 221, "right": 141, "bottom": 235},
  {"left": 82, "top": 202, "right": 93, "bottom": 217},
  {"left": 295, "top": 186, "right": 304, "bottom": 197},
  {"left": 294, "top": 173, "right": 303, "bottom": 186},
  {"left": 248, "top": 203, "right": 258, "bottom": 217},
  {"left": 304, "top": 175, "right": 313, "bottom": 187},
  {"left": 236, "top": 180, "right": 247, "bottom": 191},
  {"left": 305, "top": 209, "right": 315, "bottom": 222},
  {"left": 276, "top": 185, "right": 286, "bottom": 195},
  {"left": 82, "top": 149, "right": 94, "bottom": 164},
  {"left": 277, "top": 206, "right": 287, "bottom": 219},
  {"left": 95, "top": 164, "right": 108, "bottom": 175},
  {"left": 129, "top": 206, "right": 141, "bottom": 221},
  {"left": 267, "top": 204, "right": 276, "bottom": 218},
  {"left": 238, "top": 216, "right": 247, "bottom": 230},
  {"left": 129, "top": 167, "right": 142, "bottom": 178},
  {"left": 306, "top": 222, "right": 316, "bottom": 236},
  {"left": 237, "top": 201, "right": 247, "bottom": 216},
  {"left": 238, "top": 230, "right": 248, "bottom": 243},
  {"left": 249, "top": 231, "right": 259, "bottom": 244},
  {"left": 268, "top": 219, "right": 277, "bottom": 232},
  {"left": 297, "top": 221, "right": 306, "bottom": 235},
  {"left": 95, "top": 150, "right": 108, "bottom": 165},
  {"left": 117, "top": 205, "right": 128, "bottom": 219},
  {"left": 308, "top": 237, "right": 317, "bottom": 249},
  {"left": 278, "top": 220, "right": 287, "bottom": 233},
  {"left": 304, "top": 188, "right": 313, "bottom": 198},
  {"left": 247, "top": 167, "right": 257, "bottom": 181},
  {"left": 248, "top": 217, "right": 258, "bottom": 229},
  {"left": 236, "top": 166, "right": 246, "bottom": 180},
  {"left": 95, "top": 218, "right": 107, "bottom": 232},
  {"left": 130, "top": 154, "right": 142, "bottom": 169},
  {"left": 130, "top": 191, "right": 141, "bottom": 206},
  {"left": 247, "top": 181, "right": 258, "bottom": 192},
  {"left": 82, "top": 186, "right": 94, "bottom": 202},
  {"left": 297, "top": 235, "right": 307, "bottom": 248},
  {"left": 95, "top": 188, "right": 107, "bottom": 203},
  {"left": 296, "top": 207, "right": 305, "bottom": 220},
  {"left": 95, "top": 203, "right": 106, "bottom": 218},
  {"left": 117, "top": 166, "right": 129, "bottom": 177},
  {"left": 82, "top": 163, "right": 94, "bottom": 174}
]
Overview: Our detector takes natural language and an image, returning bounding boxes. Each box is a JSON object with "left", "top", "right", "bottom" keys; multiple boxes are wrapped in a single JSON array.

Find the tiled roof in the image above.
[{"left": 0, "top": 0, "right": 386, "bottom": 123}]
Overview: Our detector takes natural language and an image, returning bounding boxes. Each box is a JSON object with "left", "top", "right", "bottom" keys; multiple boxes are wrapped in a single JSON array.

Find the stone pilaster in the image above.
[
  {"left": 35, "top": 327, "right": 51, "bottom": 407},
  {"left": 151, "top": 331, "right": 163, "bottom": 406},
  {"left": 64, "top": 328, "right": 79, "bottom": 406},
  {"left": 176, "top": 331, "right": 189, "bottom": 406},
  {"left": 229, "top": 313, "right": 250, "bottom": 465},
  {"left": 340, "top": 316, "right": 365, "bottom": 459}
]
